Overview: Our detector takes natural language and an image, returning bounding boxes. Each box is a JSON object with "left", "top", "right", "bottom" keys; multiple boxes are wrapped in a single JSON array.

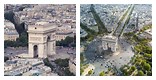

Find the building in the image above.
[
  {"left": 4, "top": 32, "right": 19, "bottom": 41},
  {"left": 69, "top": 58, "right": 76, "bottom": 75},
  {"left": 102, "top": 35, "right": 118, "bottom": 52},
  {"left": 4, "top": 58, "right": 57, "bottom": 76},
  {"left": 144, "top": 29, "right": 152, "bottom": 39},
  {"left": 27, "top": 21, "right": 56, "bottom": 58},
  {"left": 56, "top": 30, "right": 74, "bottom": 41},
  {"left": 4, "top": 20, "right": 19, "bottom": 41},
  {"left": 138, "top": 28, "right": 152, "bottom": 39}
]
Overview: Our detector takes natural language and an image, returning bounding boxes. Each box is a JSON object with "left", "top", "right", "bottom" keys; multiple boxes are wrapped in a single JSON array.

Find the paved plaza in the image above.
[{"left": 83, "top": 38, "right": 134, "bottom": 76}]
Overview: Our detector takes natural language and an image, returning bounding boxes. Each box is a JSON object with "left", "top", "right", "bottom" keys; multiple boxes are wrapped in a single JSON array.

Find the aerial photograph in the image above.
[
  {"left": 80, "top": 4, "right": 152, "bottom": 76},
  {"left": 4, "top": 4, "right": 76, "bottom": 76}
]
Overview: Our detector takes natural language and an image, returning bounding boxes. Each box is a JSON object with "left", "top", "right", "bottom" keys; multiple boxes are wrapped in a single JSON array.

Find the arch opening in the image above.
[
  {"left": 47, "top": 36, "right": 50, "bottom": 42},
  {"left": 33, "top": 45, "right": 38, "bottom": 58}
]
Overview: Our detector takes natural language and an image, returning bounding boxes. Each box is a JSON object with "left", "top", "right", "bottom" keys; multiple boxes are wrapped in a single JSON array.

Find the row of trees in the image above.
[
  {"left": 139, "top": 24, "right": 152, "bottom": 33},
  {"left": 118, "top": 5, "right": 134, "bottom": 37},
  {"left": 5, "top": 34, "right": 75, "bottom": 48},
  {"left": 113, "top": 5, "right": 134, "bottom": 36},
  {"left": 43, "top": 58, "right": 54, "bottom": 71},
  {"left": 80, "top": 64, "right": 89, "bottom": 75},
  {"left": 54, "top": 58, "right": 69, "bottom": 67},
  {"left": 121, "top": 31, "right": 152, "bottom": 76},
  {"left": 4, "top": 33, "right": 28, "bottom": 48},
  {"left": 43, "top": 58, "right": 75, "bottom": 76},
  {"left": 56, "top": 36, "right": 76, "bottom": 47},
  {"left": 134, "top": 44, "right": 152, "bottom": 54},
  {"left": 54, "top": 58, "right": 75, "bottom": 76}
]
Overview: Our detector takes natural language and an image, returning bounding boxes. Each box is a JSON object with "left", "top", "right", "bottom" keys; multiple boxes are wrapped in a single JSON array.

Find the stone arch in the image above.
[
  {"left": 33, "top": 45, "right": 38, "bottom": 58},
  {"left": 28, "top": 24, "right": 56, "bottom": 58}
]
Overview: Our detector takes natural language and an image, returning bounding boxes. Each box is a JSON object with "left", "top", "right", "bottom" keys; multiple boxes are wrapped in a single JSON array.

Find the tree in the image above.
[
  {"left": 4, "top": 11, "right": 15, "bottom": 23},
  {"left": 4, "top": 32, "right": 28, "bottom": 48},
  {"left": 147, "top": 71, "right": 152, "bottom": 76},
  {"left": 135, "top": 61, "right": 140, "bottom": 66},
  {"left": 144, "top": 53, "right": 152, "bottom": 61},
  {"left": 16, "top": 33, "right": 28, "bottom": 47},
  {"left": 71, "top": 43, "right": 76, "bottom": 47},
  {"left": 134, "top": 45, "right": 143, "bottom": 53},
  {"left": 137, "top": 70, "right": 144, "bottom": 76},
  {"left": 56, "top": 36, "right": 75, "bottom": 47},
  {"left": 80, "top": 68, "right": 84, "bottom": 75},
  {"left": 54, "top": 58, "right": 69, "bottom": 67},
  {"left": 64, "top": 68, "right": 75, "bottom": 76},
  {"left": 141, "top": 60, "right": 146, "bottom": 66},
  {"left": 88, "top": 70, "right": 93, "bottom": 75},
  {"left": 108, "top": 68, "right": 111, "bottom": 71},
  {"left": 99, "top": 71, "right": 105, "bottom": 76},
  {"left": 144, "top": 46, "right": 152, "bottom": 54},
  {"left": 80, "top": 53, "right": 84, "bottom": 62},
  {"left": 43, "top": 58, "right": 53, "bottom": 70},
  {"left": 131, "top": 66, "right": 136, "bottom": 71},
  {"left": 144, "top": 63, "right": 151, "bottom": 71}
]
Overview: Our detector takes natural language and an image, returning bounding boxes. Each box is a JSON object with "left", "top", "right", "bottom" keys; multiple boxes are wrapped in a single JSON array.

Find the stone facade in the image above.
[
  {"left": 4, "top": 20, "right": 19, "bottom": 41},
  {"left": 102, "top": 35, "right": 118, "bottom": 52},
  {"left": 27, "top": 22, "right": 56, "bottom": 58},
  {"left": 4, "top": 34, "right": 19, "bottom": 41},
  {"left": 69, "top": 58, "right": 76, "bottom": 75}
]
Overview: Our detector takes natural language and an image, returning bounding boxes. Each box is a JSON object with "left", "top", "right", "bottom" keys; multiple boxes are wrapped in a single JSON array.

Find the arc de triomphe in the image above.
[{"left": 27, "top": 22, "right": 56, "bottom": 58}]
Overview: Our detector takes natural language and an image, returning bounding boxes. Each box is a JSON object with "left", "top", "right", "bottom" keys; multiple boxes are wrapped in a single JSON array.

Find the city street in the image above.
[
  {"left": 4, "top": 47, "right": 28, "bottom": 58},
  {"left": 50, "top": 47, "right": 76, "bottom": 60},
  {"left": 114, "top": 5, "right": 134, "bottom": 37}
]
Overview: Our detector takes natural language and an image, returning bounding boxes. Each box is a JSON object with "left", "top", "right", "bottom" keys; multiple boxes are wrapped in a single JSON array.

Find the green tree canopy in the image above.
[
  {"left": 131, "top": 66, "right": 136, "bottom": 71},
  {"left": 88, "top": 70, "right": 93, "bottom": 75},
  {"left": 143, "top": 63, "right": 151, "bottom": 71},
  {"left": 137, "top": 70, "right": 144, "bottom": 76},
  {"left": 99, "top": 71, "right": 105, "bottom": 76}
]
